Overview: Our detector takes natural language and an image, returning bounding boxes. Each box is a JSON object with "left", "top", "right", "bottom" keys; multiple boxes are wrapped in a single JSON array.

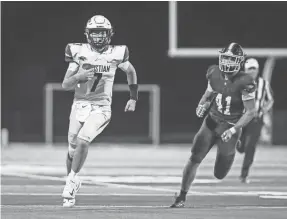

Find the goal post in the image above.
[
  {"left": 168, "top": 1, "right": 287, "bottom": 58},
  {"left": 167, "top": 1, "right": 287, "bottom": 145},
  {"left": 44, "top": 83, "right": 160, "bottom": 146}
]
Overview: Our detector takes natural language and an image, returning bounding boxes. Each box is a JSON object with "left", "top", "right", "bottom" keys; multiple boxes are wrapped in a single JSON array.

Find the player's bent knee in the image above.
[
  {"left": 214, "top": 153, "right": 235, "bottom": 180},
  {"left": 190, "top": 134, "right": 212, "bottom": 164},
  {"left": 189, "top": 154, "right": 203, "bottom": 164},
  {"left": 214, "top": 170, "right": 227, "bottom": 180},
  {"left": 68, "top": 132, "right": 78, "bottom": 146},
  {"left": 190, "top": 146, "right": 205, "bottom": 164},
  {"left": 68, "top": 144, "right": 76, "bottom": 159},
  {"left": 77, "top": 137, "right": 90, "bottom": 149}
]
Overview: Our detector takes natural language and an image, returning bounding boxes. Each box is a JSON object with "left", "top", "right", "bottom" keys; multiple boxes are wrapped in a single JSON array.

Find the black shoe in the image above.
[
  {"left": 236, "top": 140, "right": 244, "bottom": 154},
  {"left": 170, "top": 193, "right": 185, "bottom": 208}
]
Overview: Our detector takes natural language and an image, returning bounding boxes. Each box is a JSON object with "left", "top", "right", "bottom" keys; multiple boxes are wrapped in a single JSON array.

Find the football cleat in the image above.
[
  {"left": 63, "top": 198, "right": 76, "bottom": 208},
  {"left": 170, "top": 193, "right": 186, "bottom": 208},
  {"left": 239, "top": 176, "right": 250, "bottom": 184},
  {"left": 62, "top": 175, "right": 81, "bottom": 199}
]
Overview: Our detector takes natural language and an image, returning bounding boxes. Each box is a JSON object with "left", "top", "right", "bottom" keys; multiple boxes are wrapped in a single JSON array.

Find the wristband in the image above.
[
  {"left": 229, "top": 127, "right": 236, "bottom": 134},
  {"left": 129, "top": 84, "right": 138, "bottom": 101}
]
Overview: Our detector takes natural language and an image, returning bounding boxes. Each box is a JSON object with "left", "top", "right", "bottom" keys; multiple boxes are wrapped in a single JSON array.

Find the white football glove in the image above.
[
  {"left": 221, "top": 127, "right": 236, "bottom": 142},
  {"left": 196, "top": 105, "right": 206, "bottom": 118},
  {"left": 196, "top": 101, "right": 212, "bottom": 118},
  {"left": 125, "top": 99, "right": 136, "bottom": 112}
]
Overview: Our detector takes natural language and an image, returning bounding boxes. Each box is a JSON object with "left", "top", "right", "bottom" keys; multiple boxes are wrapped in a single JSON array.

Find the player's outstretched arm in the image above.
[
  {"left": 196, "top": 82, "right": 216, "bottom": 118},
  {"left": 119, "top": 61, "right": 138, "bottom": 112},
  {"left": 120, "top": 61, "right": 138, "bottom": 100},
  {"left": 197, "top": 65, "right": 217, "bottom": 111},
  {"left": 124, "top": 62, "right": 138, "bottom": 87},
  {"left": 233, "top": 91, "right": 257, "bottom": 132},
  {"left": 221, "top": 96, "right": 257, "bottom": 142},
  {"left": 221, "top": 81, "right": 257, "bottom": 142},
  {"left": 198, "top": 82, "right": 215, "bottom": 106}
]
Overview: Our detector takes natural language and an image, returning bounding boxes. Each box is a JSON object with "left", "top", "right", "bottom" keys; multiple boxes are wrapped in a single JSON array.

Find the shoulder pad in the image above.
[
  {"left": 123, "top": 46, "right": 129, "bottom": 62},
  {"left": 112, "top": 45, "right": 128, "bottom": 63},
  {"left": 206, "top": 65, "right": 218, "bottom": 80},
  {"left": 64, "top": 43, "right": 83, "bottom": 63},
  {"left": 239, "top": 73, "right": 257, "bottom": 93}
]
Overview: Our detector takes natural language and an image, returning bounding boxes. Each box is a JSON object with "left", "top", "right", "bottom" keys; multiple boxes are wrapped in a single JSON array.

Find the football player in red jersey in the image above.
[{"left": 171, "top": 43, "right": 257, "bottom": 208}]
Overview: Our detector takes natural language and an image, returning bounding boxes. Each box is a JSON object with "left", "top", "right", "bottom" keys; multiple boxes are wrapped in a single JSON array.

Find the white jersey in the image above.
[{"left": 65, "top": 43, "right": 129, "bottom": 106}]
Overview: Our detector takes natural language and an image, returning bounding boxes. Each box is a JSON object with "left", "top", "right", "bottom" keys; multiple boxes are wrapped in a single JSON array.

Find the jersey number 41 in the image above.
[{"left": 215, "top": 93, "right": 231, "bottom": 115}]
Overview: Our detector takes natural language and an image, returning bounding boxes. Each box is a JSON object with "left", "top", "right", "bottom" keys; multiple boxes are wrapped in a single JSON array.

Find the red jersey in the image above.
[{"left": 207, "top": 65, "right": 256, "bottom": 124}]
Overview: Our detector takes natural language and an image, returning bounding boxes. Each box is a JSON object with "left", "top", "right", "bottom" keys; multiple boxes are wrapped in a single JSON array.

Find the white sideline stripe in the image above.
[
  {"left": 3, "top": 165, "right": 287, "bottom": 178},
  {"left": 81, "top": 176, "right": 220, "bottom": 184},
  {"left": 0, "top": 192, "right": 252, "bottom": 196},
  {"left": 1, "top": 193, "right": 182, "bottom": 196},
  {"left": 1, "top": 205, "right": 287, "bottom": 210},
  {"left": 2, "top": 172, "right": 176, "bottom": 193},
  {"left": 260, "top": 195, "right": 287, "bottom": 199},
  {"left": 3, "top": 185, "right": 286, "bottom": 190},
  {"left": 3, "top": 163, "right": 287, "bottom": 168},
  {"left": 3, "top": 192, "right": 287, "bottom": 197},
  {"left": 2, "top": 171, "right": 221, "bottom": 184}
]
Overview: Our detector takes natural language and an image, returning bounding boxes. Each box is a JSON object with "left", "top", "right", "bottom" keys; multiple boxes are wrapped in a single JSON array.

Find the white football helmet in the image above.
[
  {"left": 85, "top": 15, "right": 114, "bottom": 50},
  {"left": 244, "top": 58, "right": 259, "bottom": 70}
]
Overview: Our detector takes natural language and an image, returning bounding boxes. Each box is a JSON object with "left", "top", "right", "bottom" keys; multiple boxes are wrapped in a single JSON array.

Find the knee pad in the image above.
[{"left": 214, "top": 153, "right": 235, "bottom": 180}]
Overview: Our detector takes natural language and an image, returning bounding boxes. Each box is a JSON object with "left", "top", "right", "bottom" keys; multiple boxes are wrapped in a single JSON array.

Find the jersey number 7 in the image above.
[{"left": 90, "top": 73, "right": 103, "bottom": 92}]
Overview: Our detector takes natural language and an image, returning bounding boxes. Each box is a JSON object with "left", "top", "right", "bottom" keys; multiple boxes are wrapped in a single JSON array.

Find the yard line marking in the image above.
[
  {"left": 3, "top": 191, "right": 287, "bottom": 197},
  {"left": 260, "top": 195, "right": 287, "bottom": 199},
  {"left": 1, "top": 205, "right": 287, "bottom": 209},
  {"left": 2, "top": 172, "right": 176, "bottom": 193}
]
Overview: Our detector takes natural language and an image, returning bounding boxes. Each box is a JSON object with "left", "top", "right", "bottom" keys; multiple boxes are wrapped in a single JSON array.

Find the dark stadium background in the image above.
[{"left": 2, "top": 2, "right": 287, "bottom": 144}]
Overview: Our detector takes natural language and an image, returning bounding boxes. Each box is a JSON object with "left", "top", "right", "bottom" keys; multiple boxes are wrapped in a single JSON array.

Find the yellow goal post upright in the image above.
[
  {"left": 168, "top": 1, "right": 287, "bottom": 144},
  {"left": 44, "top": 83, "right": 160, "bottom": 146}
]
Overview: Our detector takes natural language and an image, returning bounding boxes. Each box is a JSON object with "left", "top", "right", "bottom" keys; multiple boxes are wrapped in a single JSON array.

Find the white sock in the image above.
[{"left": 69, "top": 170, "right": 77, "bottom": 178}]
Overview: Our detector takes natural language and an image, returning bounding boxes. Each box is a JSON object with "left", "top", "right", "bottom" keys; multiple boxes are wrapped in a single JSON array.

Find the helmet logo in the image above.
[{"left": 94, "top": 16, "right": 105, "bottom": 24}]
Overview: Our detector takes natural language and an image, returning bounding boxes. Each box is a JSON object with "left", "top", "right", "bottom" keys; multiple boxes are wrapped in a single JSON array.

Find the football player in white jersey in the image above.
[{"left": 61, "top": 15, "right": 138, "bottom": 207}]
